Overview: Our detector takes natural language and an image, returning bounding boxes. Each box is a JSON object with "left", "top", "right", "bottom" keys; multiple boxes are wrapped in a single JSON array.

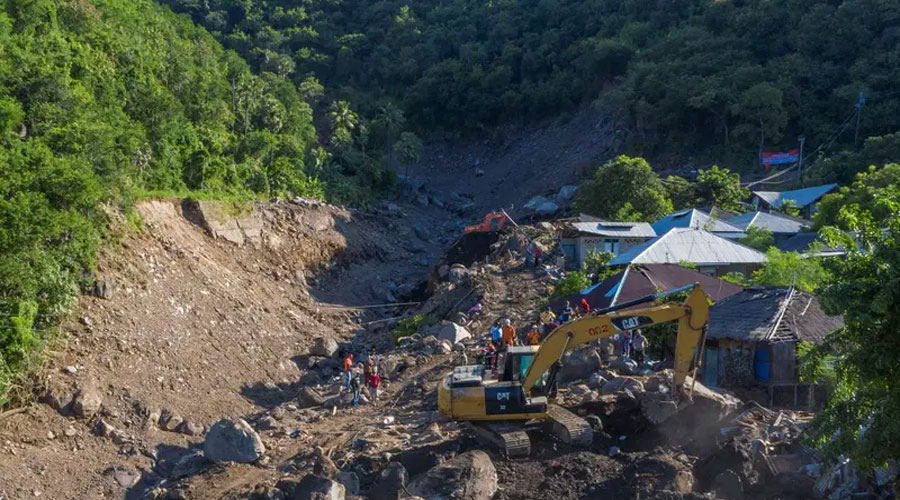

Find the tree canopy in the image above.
[
  {"left": 575, "top": 155, "right": 673, "bottom": 222},
  {"left": 804, "top": 198, "right": 900, "bottom": 468},
  {"left": 157, "top": 0, "right": 900, "bottom": 164}
]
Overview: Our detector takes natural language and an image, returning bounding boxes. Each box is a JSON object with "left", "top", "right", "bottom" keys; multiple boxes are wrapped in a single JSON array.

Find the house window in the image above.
[{"left": 602, "top": 239, "right": 620, "bottom": 254}]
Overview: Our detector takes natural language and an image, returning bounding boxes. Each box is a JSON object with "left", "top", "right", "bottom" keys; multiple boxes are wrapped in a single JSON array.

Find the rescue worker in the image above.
[
  {"left": 368, "top": 366, "right": 381, "bottom": 404},
  {"left": 580, "top": 297, "right": 591, "bottom": 315},
  {"left": 343, "top": 352, "right": 354, "bottom": 391},
  {"left": 632, "top": 329, "right": 648, "bottom": 364},
  {"left": 350, "top": 366, "right": 362, "bottom": 406},
  {"left": 559, "top": 301, "right": 574, "bottom": 323},
  {"left": 489, "top": 321, "right": 502, "bottom": 346},
  {"left": 363, "top": 348, "right": 376, "bottom": 381},
  {"left": 540, "top": 306, "right": 557, "bottom": 335},
  {"left": 527, "top": 324, "right": 541, "bottom": 345},
  {"left": 501, "top": 318, "right": 515, "bottom": 347}
]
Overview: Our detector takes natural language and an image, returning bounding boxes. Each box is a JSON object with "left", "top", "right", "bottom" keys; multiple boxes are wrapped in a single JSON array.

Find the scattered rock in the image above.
[
  {"left": 42, "top": 387, "right": 74, "bottom": 415},
  {"left": 313, "top": 447, "right": 338, "bottom": 479},
  {"left": 298, "top": 387, "right": 326, "bottom": 409},
  {"left": 712, "top": 469, "right": 744, "bottom": 499},
  {"left": 93, "top": 279, "right": 114, "bottom": 300},
  {"left": 370, "top": 462, "right": 408, "bottom": 500},
  {"left": 111, "top": 467, "right": 140, "bottom": 488},
  {"left": 63, "top": 366, "right": 77, "bottom": 375},
  {"left": 179, "top": 420, "right": 205, "bottom": 436},
  {"left": 64, "top": 425, "right": 77, "bottom": 437},
  {"left": 587, "top": 372, "right": 608, "bottom": 389},
  {"left": 257, "top": 415, "right": 279, "bottom": 431},
  {"left": 474, "top": 168, "right": 485, "bottom": 176},
  {"left": 637, "top": 392, "right": 680, "bottom": 425},
  {"left": 559, "top": 347, "right": 602, "bottom": 383},
  {"left": 415, "top": 194, "right": 430, "bottom": 207},
  {"left": 277, "top": 475, "right": 345, "bottom": 500},
  {"left": 169, "top": 452, "right": 211, "bottom": 480},
  {"left": 164, "top": 415, "right": 184, "bottom": 432},
  {"left": 674, "top": 470, "right": 694, "bottom": 493},
  {"left": 336, "top": 471, "right": 360, "bottom": 496},
  {"left": 96, "top": 419, "right": 116, "bottom": 438},
  {"left": 407, "top": 450, "right": 498, "bottom": 500},
  {"left": 311, "top": 337, "right": 340, "bottom": 358},
  {"left": 385, "top": 203, "right": 401, "bottom": 215},
  {"left": 203, "top": 419, "right": 266, "bottom": 463},
  {"left": 72, "top": 383, "right": 103, "bottom": 419}
]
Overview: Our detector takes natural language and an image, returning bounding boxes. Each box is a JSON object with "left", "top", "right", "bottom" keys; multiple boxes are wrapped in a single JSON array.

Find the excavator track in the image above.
[
  {"left": 546, "top": 405, "right": 593, "bottom": 447},
  {"left": 468, "top": 421, "right": 531, "bottom": 458}
]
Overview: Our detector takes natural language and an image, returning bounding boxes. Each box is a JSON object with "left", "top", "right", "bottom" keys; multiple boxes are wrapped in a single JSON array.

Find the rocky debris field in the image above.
[{"left": 0, "top": 200, "right": 895, "bottom": 500}]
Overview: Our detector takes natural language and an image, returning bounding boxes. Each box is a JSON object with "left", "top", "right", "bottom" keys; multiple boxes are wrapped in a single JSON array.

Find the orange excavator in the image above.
[{"left": 464, "top": 211, "right": 514, "bottom": 233}]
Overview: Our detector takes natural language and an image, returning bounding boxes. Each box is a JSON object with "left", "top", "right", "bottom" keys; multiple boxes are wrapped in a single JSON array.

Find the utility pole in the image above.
[
  {"left": 854, "top": 91, "right": 866, "bottom": 149},
  {"left": 797, "top": 136, "right": 805, "bottom": 183}
]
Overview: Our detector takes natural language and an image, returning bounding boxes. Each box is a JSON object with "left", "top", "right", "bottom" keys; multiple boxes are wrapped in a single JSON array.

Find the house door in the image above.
[{"left": 704, "top": 347, "right": 719, "bottom": 387}]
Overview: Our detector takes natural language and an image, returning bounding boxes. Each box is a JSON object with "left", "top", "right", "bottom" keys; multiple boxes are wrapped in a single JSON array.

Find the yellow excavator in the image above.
[{"left": 438, "top": 284, "right": 710, "bottom": 457}]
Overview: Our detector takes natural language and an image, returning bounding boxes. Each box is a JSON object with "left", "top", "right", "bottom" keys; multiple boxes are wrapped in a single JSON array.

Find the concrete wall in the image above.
[{"left": 563, "top": 235, "right": 651, "bottom": 268}]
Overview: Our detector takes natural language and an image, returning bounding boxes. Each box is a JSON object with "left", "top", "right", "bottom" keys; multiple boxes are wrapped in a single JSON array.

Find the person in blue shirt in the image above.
[{"left": 489, "top": 321, "right": 502, "bottom": 346}]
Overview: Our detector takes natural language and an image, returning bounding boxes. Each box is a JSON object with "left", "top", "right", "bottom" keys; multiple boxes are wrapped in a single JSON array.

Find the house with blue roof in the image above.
[
  {"left": 728, "top": 211, "right": 810, "bottom": 242},
  {"left": 750, "top": 184, "right": 838, "bottom": 219},
  {"left": 651, "top": 208, "right": 745, "bottom": 239}
]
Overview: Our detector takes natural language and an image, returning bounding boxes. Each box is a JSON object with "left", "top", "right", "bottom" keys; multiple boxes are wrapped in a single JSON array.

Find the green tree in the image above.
[
  {"left": 777, "top": 199, "right": 801, "bottom": 218},
  {"left": 802, "top": 199, "right": 900, "bottom": 468},
  {"left": 750, "top": 248, "right": 829, "bottom": 292},
  {"left": 731, "top": 82, "right": 788, "bottom": 150},
  {"left": 664, "top": 175, "right": 694, "bottom": 210},
  {"left": 739, "top": 226, "right": 775, "bottom": 251},
  {"left": 376, "top": 102, "right": 406, "bottom": 169},
  {"left": 552, "top": 270, "right": 592, "bottom": 298},
  {"left": 329, "top": 100, "right": 358, "bottom": 144},
  {"left": 581, "top": 250, "right": 615, "bottom": 283},
  {"left": 815, "top": 163, "right": 900, "bottom": 229},
  {"left": 575, "top": 155, "right": 673, "bottom": 222},
  {"left": 394, "top": 131, "right": 422, "bottom": 181},
  {"left": 693, "top": 166, "right": 748, "bottom": 212}
]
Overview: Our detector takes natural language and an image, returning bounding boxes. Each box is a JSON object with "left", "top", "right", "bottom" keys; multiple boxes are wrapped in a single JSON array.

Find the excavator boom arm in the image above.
[{"left": 521, "top": 285, "right": 709, "bottom": 394}]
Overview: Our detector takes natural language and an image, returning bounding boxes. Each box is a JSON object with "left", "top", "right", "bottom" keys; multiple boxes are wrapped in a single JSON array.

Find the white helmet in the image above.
[{"left": 502, "top": 318, "right": 511, "bottom": 326}]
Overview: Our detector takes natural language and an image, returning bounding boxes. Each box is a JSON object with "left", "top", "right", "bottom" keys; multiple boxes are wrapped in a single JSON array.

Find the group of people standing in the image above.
[{"left": 342, "top": 349, "right": 381, "bottom": 406}]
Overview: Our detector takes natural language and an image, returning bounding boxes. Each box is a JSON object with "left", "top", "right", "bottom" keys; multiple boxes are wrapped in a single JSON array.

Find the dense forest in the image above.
[{"left": 161, "top": 0, "right": 900, "bottom": 164}]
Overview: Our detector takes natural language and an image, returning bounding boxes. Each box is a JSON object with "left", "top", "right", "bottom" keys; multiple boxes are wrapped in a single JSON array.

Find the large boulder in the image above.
[
  {"left": 370, "top": 462, "right": 408, "bottom": 500},
  {"left": 406, "top": 450, "right": 498, "bottom": 500},
  {"left": 298, "top": 387, "right": 326, "bottom": 409},
  {"left": 559, "top": 347, "right": 602, "bottom": 383},
  {"left": 427, "top": 321, "right": 472, "bottom": 345},
  {"left": 448, "top": 264, "right": 469, "bottom": 284},
  {"left": 535, "top": 201, "right": 559, "bottom": 215},
  {"left": 278, "top": 475, "right": 346, "bottom": 500},
  {"left": 311, "top": 337, "right": 340, "bottom": 358},
  {"left": 556, "top": 185, "right": 579, "bottom": 203},
  {"left": 203, "top": 419, "right": 265, "bottom": 463},
  {"left": 601, "top": 377, "right": 645, "bottom": 395},
  {"left": 610, "top": 356, "right": 639, "bottom": 375},
  {"left": 524, "top": 196, "right": 551, "bottom": 211}
]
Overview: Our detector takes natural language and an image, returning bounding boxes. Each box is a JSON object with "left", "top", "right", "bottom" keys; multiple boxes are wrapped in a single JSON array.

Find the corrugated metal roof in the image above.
[
  {"left": 548, "top": 264, "right": 743, "bottom": 312},
  {"left": 729, "top": 211, "right": 810, "bottom": 234},
  {"left": 652, "top": 208, "right": 744, "bottom": 235},
  {"left": 775, "top": 232, "right": 847, "bottom": 256},
  {"left": 609, "top": 228, "right": 767, "bottom": 266},
  {"left": 707, "top": 287, "right": 843, "bottom": 343},
  {"left": 752, "top": 184, "right": 838, "bottom": 209},
  {"left": 570, "top": 221, "right": 657, "bottom": 238}
]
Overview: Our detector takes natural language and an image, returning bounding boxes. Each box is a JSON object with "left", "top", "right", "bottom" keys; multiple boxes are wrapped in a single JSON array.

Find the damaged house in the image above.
[
  {"left": 559, "top": 220, "right": 657, "bottom": 268},
  {"left": 702, "top": 287, "right": 844, "bottom": 405}
]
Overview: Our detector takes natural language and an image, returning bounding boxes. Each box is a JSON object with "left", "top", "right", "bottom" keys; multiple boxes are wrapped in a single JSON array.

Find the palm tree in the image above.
[
  {"left": 328, "top": 100, "right": 358, "bottom": 143},
  {"left": 376, "top": 102, "right": 406, "bottom": 169}
]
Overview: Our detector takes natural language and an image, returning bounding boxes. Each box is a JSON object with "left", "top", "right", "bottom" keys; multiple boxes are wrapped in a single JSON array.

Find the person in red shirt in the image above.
[
  {"left": 343, "top": 353, "right": 354, "bottom": 391},
  {"left": 368, "top": 366, "right": 381, "bottom": 404},
  {"left": 580, "top": 297, "right": 591, "bottom": 315}
]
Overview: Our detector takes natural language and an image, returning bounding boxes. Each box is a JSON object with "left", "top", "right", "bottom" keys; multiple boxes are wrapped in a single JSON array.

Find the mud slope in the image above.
[
  {"left": 0, "top": 199, "right": 446, "bottom": 499},
  {"left": 414, "top": 107, "right": 620, "bottom": 212}
]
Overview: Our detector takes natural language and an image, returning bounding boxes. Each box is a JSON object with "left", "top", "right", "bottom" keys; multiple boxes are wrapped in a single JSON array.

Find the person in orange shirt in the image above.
[
  {"left": 343, "top": 352, "right": 354, "bottom": 391},
  {"left": 501, "top": 318, "right": 516, "bottom": 347},
  {"left": 527, "top": 324, "right": 541, "bottom": 345}
]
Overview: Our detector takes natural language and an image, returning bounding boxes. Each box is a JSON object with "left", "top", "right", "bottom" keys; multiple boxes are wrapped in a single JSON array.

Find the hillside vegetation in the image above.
[
  {"left": 0, "top": 0, "right": 400, "bottom": 404},
  {"left": 161, "top": 0, "right": 900, "bottom": 163}
]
